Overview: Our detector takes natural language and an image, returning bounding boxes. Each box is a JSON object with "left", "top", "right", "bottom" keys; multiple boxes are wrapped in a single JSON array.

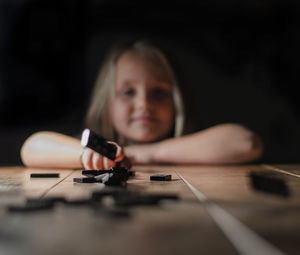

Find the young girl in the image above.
[{"left": 21, "top": 40, "right": 263, "bottom": 170}]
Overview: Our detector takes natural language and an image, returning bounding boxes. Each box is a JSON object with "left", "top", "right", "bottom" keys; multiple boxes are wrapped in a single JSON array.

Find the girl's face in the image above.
[{"left": 111, "top": 50, "right": 175, "bottom": 144}]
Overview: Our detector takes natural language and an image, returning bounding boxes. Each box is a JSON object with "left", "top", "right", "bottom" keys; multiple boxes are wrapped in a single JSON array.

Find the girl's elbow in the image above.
[
  {"left": 20, "top": 138, "right": 34, "bottom": 167},
  {"left": 20, "top": 131, "right": 46, "bottom": 167}
]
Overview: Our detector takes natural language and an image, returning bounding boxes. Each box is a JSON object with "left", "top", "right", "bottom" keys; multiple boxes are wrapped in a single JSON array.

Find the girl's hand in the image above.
[
  {"left": 124, "top": 144, "right": 155, "bottom": 164},
  {"left": 81, "top": 141, "right": 129, "bottom": 170}
]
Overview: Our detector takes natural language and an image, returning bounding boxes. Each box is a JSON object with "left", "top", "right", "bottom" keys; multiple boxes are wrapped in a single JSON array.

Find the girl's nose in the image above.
[{"left": 135, "top": 91, "right": 151, "bottom": 110}]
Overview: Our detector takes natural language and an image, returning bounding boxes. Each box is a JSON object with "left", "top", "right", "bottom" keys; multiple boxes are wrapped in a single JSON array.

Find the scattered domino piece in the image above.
[
  {"left": 7, "top": 186, "right": 180, "bottom": 215},
  {"left": 30, "top": 173, "right": 59, "bottom": 178},
  {"left": 128, "top": 170, "right": 135, "bottom": 177},
  {"left": 73, "top": 177, "right": 98, "bottom": 183},
  {"left": 94, "top": 173, "right": 111, "bottom": 182},
  {"left": 105, "top": 175, "right": 127, "bottom": 187},
  {"left": 150, "top": 174, "right": 172, "bottom": 181},
  {"left": 82, "top": 170, "right": 111, "bottom": 177},
  {"left": 82, "top": 167, "right": 134, "bottom": 180},
  {"left": 27, "top": 197, "right": 66, "bottom": 206},
  {"left": 249, "top": 171, "right": 290, "bottom": 197},
  {"left": 77, "top": 167, "right": 132, "bottom": 187},
  {"left": 142, "top": 193, "right": 179, "bottom": 201},
  {"left": 8, "top": 200, "right": 54, "bottom": 213},
  {"left": 114, "top": 193, "right": 179, "bottom": 207},
  {"left": 64, "top": 199, "right": 93, "bottom": 206}
]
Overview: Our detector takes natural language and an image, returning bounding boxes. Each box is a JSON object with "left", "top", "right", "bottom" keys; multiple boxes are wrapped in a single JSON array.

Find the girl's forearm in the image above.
[
  {"left": 21, "top": 132, "right": 83, "bottom": 168},
  {"left": 125, "top": 124, "right": 263, "bottom": 164}
]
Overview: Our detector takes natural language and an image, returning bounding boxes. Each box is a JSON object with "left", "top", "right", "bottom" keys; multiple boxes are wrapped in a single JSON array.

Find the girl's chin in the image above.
[
  {"left": 127, "top": 133, "right": 167, "bottom": 144},
  {"left": 126, "top": 135, "right": 159, "bottom": 144}
]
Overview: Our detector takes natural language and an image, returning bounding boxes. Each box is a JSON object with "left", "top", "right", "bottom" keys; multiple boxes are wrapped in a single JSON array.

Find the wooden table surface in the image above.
[{"left": 0, "top": 164, "right": 299, "bottom": 255}]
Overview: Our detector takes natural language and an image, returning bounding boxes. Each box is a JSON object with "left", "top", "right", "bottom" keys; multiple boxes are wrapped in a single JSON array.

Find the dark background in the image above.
[{"left": 1, "top": 0, "right": 300, "bottom": 165}]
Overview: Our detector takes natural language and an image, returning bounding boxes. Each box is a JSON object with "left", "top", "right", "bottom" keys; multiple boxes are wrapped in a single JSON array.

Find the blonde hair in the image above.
[{"left": 85, "top": 40, "right": 185, "bottom": 145}]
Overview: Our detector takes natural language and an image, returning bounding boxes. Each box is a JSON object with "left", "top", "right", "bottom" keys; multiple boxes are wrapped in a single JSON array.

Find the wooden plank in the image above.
[
  {"left": 22, "top": 167, "right": 74, "bottom": 198},
  {"left": 47, "top": 165, "right": 238, "bottom": 254},
  {"left": 2, "top": 164, "right": 300, "bottom": 254},
  {"left": 175, "top": 164, "right": 300, "bottom": 254},
  {"left": 0, "top": 166, "right": 238, "bottom": 255},
  {"left": 0, "top": 167, "right": 73, "bottom": 214},
  {"left": 42, "top": 169, "right": 101, "bottom": 200},
  {"left": 45, "top": 166, "right": 193, "bottom": 200}
]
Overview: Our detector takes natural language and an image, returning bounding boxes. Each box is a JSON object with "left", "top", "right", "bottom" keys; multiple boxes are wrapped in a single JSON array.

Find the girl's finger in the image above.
[
  {"left": 103, "top": 157, "right": 116, "bottom": 169},
  {"left": 92, "top": 153, "right": 103, "bottom": 170},
  {"left": 82, "top": 148, "right": 94, "bottom": 170},
  {"left": 107, "top": 141, "right": 124, "bottom": 162}
]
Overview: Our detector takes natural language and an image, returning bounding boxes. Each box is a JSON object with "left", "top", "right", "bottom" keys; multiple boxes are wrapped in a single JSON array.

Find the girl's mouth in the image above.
[{"left": 132, "top": 116, "right": 157, "bottom": 124}]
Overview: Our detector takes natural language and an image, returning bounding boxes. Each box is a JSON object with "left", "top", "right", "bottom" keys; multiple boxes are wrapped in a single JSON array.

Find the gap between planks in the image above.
[
  {"left": 39, "top": 169, "right": 76, "bottom": 199},
  {"left": 262, "top": 164, "right": 300, "bottom": 178}
]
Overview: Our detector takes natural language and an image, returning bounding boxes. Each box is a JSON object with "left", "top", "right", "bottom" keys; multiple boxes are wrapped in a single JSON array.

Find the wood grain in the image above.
[
  {"left": 1, "top": 164, "right": 300, "bottom": 254},
  {"left": 0, "top": 166, "right": 238, "bottom": 255},
  {"left": 173, "top": 164, "right": 300, "bottom": 254}
]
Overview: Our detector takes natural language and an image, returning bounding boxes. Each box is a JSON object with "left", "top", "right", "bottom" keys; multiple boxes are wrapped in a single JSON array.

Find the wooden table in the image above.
[{"left": 0, "top": 164, "right": 299, "bottom": 255}]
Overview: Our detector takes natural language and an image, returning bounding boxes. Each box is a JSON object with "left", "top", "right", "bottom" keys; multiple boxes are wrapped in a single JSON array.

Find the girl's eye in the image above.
[
  {"left": 119, "top": 88, "right": 135, "bottom": 97},
  {"left": 151, "top": 88, "right": 172, "bottom": 101}
]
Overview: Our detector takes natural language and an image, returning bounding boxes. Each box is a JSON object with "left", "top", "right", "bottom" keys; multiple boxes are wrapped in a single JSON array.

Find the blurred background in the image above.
[{"left": 0, "top": 0, "right": 300, "bottom": 165}]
